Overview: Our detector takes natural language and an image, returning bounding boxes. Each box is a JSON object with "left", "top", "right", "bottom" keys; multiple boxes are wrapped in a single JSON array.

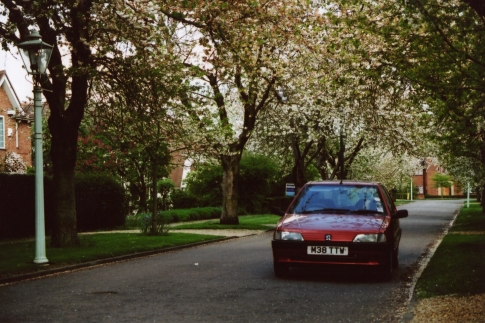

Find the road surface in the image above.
[{"left": 0, "top": 199, "right": 462, "bottom": 322}]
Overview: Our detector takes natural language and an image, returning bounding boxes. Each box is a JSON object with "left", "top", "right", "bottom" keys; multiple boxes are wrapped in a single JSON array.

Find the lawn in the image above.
[
  {"left": 170, "top": 214, "right": 281, "bottom": 230},
  {"left": 415, "top": 201, "right": 485, "bottom": 299},
  {"left": 0, "top": 232, "right": 222, "bottom": 279},
  {"left": 0, "top": 214, "right": 281, "bottom": 280}
]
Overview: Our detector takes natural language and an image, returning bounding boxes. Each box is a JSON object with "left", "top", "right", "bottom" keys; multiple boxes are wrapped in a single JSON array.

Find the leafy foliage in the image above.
[
  {"left": 136, "top": 212, "right": 171, "bottom": 236},
  {"left": 0, "top": 152, "right": 27, "bottom": 174},
  {"left": 185, "top": 153, "right": 280, "bottom": 213}
]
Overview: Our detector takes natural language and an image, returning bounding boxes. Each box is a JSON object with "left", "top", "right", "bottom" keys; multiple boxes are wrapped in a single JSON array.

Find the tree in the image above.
[
  {"left": 332, "top": 0, "right": 484, "bottom": 209},
  {"left": 88, "top": 50, "right": 188, "bottom": 232},
  {"left": 185, "top": 153, "right": 280, "bottom": 213},
  {"left": 432, "top": 173, "right": 452, "bottom": 197},
  {"left": 153, "top": 1, "right": 324, "bottom": 224},
  {"left": 0, "top": 0, "right": 165, "bottom": 246}
]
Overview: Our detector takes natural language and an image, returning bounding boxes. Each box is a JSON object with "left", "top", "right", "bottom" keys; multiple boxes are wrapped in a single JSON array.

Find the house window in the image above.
[
  {"left": 415, "top": 169, "right": 423, "bottom": 175},
  {"left": 0, "top": 116, "right": 4, "bottom": 149},
  {"left": 418, "top": 186, "right": 424, "bottom": 194}
]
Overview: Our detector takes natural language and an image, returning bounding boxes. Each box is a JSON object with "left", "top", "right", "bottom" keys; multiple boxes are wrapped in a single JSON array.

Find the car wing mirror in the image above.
[
  {"left": 394, "top": 209, "right": 408, "bottom": 219},
  {"left": 270, "top": 206, "right": 286, "bottom": 217}
]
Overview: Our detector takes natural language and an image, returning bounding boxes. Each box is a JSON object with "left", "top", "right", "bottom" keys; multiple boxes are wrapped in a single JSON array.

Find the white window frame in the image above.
[{"left": 0, "top": 116, "right": 5, "bottom": 149}]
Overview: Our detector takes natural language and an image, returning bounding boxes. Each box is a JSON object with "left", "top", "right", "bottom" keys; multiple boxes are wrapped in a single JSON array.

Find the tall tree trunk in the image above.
[
  {"left": 220, "top": 154, "right": 241, "bottom": 224},
  {"left": 47, "top": 75, "right": 87, "bottom": 247},
  {"left": 481, "top": 184, "right": 485, "bottom": 214},
  {"left": 150, "top": 158, "right": 158, "bottom": 235},
  {"left": 290, "top": 134, "right": 309, "bottom": 193},
  {"left": 48, "top": 101, "right": 83, "bottom": 247}
]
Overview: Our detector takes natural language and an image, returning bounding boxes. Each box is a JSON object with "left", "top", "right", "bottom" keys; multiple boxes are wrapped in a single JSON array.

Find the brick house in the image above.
[
  {"left": 413, "top": 157, "right": 464, "bottom": 199},
  {"left": 0, "top": 71, "right": 33, "bottom": 170},
  {"left": 168, "top": 152, "right": 193, "bottom": 189}
]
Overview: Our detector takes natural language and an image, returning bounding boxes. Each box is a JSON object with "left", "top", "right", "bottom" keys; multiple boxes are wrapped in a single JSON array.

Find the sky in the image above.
[{"left": 0, "top": 48, "right": 34, "bottom": 103}]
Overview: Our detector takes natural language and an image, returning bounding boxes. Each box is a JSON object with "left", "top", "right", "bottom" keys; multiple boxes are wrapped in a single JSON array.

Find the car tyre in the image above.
[
  {"left": 274, "top": 262, "right": 289, "bottom": 278},
  {"left": 380, "top": 252, "right": 393, "bottom": 281},
  {"left": 392, "top": 245, "right": 399, "bottom": 269}
]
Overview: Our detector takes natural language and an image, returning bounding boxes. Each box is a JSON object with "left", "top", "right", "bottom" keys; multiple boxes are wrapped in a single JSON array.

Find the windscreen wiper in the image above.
[
  {"left": 301, "top": 208, "right": 350, "bottom": 214},
  {"left": 351, "top": 209, "right": 381, "bottom": 215}
]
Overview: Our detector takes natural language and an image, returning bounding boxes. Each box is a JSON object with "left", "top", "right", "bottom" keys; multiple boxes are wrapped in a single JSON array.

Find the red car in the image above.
[{"left": 271, "top": 181, "right": 408, "bottom": 279}]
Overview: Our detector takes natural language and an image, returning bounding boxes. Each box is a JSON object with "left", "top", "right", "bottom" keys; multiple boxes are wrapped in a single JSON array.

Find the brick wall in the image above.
[
  {"left": 0, "top": 89, "right": 32, "bottom": 167},
  {"left": 413, "top": 158, "right": 464, "bottom": 198}
]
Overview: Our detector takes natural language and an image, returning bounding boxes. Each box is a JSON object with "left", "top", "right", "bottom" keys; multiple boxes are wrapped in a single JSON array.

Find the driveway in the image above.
[{"left": 0, "top": 199, "right": 463, "bottom": 322}]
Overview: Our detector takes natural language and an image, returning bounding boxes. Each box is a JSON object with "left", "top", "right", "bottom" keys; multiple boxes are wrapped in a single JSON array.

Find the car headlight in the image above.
[
  {"left": 274, "top": 231, "right": 304, "bottom": 241},
  {"left": 353, "top": 233, "right": 386, "bottom": 243}
]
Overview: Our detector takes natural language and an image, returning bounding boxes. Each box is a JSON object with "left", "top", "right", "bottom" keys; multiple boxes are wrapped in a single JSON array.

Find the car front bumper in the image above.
[{"left": 272, "top": 240, "right": 393, "bottom": 267}]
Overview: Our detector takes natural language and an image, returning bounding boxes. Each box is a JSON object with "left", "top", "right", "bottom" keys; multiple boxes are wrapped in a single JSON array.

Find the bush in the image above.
[
  {"left": 162, "top": 207, "right": 222, "bottom": 223},
  {"left": 0, "top": 173, "right": 125, "bottom": 239},
  {"left": 75, "top": 174, "right": 126, "bottom": 232},
  {"left": 185, "top": 153, "right": 281, "bottom": 213},
  {"left": 170, "top": 189, "right": 199, "bottom": 209},
  {"left": 136, "top": 212, "right": 171, "bottom": 235},
  {"left": 264, "top": 196, "right": 295, "bottom": 213},
  {"left": 0, "top": 174, "right": 54, "bottom": 239}
]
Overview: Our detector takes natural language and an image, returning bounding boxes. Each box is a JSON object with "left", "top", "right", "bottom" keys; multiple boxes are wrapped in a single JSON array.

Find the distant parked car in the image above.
[{"left": 271, "top": 181, "right": 408, "bottom": 279}]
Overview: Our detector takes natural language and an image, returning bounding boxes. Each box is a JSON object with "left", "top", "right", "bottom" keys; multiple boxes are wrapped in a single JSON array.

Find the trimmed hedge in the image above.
[
  {"left": 161, "top": 207, "right": 222, "bottom": 223},
  {"left": 75, "top": 174, "right": 125, "bottom": 232},
  {"left": 170, "top": 189, "right": 199, "bottom": 209},
  {"left": 0, "top": 173, "right": 125, "bottom": 239},
  {"left": 0, "top": 174, "right": 54, "bottom": 240},
  {"left": 263, "top": 196, "right": 295, "bottom": 213}
]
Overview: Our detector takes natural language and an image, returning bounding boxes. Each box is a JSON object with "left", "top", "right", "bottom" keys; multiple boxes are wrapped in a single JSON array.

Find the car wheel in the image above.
[
  {"left": 379, "top": 252, "right": 393, "bottom": 281},
  {"left": 274, "top": 262, "right": 289, "bottom": 278},
  {"left": 392, "top": 245, "right": 399, "bottom": 269}
]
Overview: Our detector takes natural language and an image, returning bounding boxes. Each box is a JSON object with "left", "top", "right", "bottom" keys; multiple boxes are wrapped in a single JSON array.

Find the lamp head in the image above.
[{"left": 17, "top": 30, "right": 53, "bottom": 76}]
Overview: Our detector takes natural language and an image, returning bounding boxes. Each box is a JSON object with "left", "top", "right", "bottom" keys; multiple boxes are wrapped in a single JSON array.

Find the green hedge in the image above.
[
  {"left": 162, "top": 207, "right": 222, "bottom": 223},
  {"left": 0, "top": 173, "right": 125, "bottom": 239},
  {"left": 263, "top": 196, "right": 295, "bottom": 213},
  {"left": 0, "top": 174, "right": 54, "bottom": 240},
  {"left": 75, "top": 174, "right": 126, "bottom": 232},
  {"left": 170, "top": 189, "right": 199, "bottom": 209}
]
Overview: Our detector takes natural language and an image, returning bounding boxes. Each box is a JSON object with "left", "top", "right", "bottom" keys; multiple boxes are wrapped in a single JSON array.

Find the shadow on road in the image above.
[{"left": 275, "top": 265, "right": 400, "bottom": 284}]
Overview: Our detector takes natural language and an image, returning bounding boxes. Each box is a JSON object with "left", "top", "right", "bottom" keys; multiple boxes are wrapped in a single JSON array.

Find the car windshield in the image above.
[{"left": 288, "top": 184, "right": 385, "bottom": 215}]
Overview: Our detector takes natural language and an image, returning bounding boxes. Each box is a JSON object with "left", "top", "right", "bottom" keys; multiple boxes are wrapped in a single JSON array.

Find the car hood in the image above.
[{"left": 277, "top": 212, "right": 387, "bottom": 235}]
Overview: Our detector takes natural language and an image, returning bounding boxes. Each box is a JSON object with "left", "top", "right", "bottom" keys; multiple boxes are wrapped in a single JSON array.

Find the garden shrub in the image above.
[
  {"left": 0, "top": 173, "right": 126, "bottom": 239},
  {"left": 161, "top": 207, "right": 222, "bottom": 223},
  {"left": 170, "top": 189, "right": 198, "bottom": 209},
  {"left": 264, "top": 196, "right": 295, "bottom": 213},
  {"left": 75, "top": 173, "right": 126, "bottom": 232},
  {"left": 184, "top": 153, "right": 280, "bottom": 213},
  {"left": 0, "top": 174, "right": 55, "bottom": 239},
  {"left": 136, "top": 212, "right": 172, "bottom": 235}
]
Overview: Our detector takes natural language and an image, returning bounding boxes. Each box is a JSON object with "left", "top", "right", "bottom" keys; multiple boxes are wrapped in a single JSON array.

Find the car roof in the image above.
[{"left": 306, "top": 180, "right": 381, "bottom": 186}]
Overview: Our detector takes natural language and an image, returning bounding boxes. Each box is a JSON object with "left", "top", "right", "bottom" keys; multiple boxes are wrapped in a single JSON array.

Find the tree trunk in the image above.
[
  {"left": 482, "top": 184, "right": 485, "bottom": 214},
  {"left": 49, "top": 111, "right": 81, "bottom": 247},
  {"left": 220, "top": 154, "right": 241, "bottom": 225},
  {"left": 150, "top": 159, "right": 158, "bottom": 235},
  {"left": 47, "top": 75, "right": 87, "bottom": 247},
  {"left": 290, "top": 134, "right": 307, "bottom": 193}
]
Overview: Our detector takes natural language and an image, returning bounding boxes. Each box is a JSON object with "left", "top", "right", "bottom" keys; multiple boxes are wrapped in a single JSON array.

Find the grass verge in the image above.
[
  {"left": 415, "top": 201, "right": 485, "bottom": 299},
  {"left": 0, "top": 214, "right": 280, "bottom": 280},
  {"left": 0, "top": 232, "right": 221, "bottom": 279},
  {"left": 170, "top": 214, "right": 280, "bottom": 230}
]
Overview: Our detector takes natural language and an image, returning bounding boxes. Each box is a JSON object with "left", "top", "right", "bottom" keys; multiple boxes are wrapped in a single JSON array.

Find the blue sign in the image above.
[{"left": 286, "top": 183, "right": 295, "bottom": 196}]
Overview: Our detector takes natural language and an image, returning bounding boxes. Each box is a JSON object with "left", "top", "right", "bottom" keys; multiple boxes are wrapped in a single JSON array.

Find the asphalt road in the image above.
[{"left": 0, "top": 199, "right": 462, "bottom": 323}]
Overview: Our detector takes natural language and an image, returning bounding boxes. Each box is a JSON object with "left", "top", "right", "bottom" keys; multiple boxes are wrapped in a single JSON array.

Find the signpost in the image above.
[{"left": 286, "top": 183, "right": 295, "bottom": 197}]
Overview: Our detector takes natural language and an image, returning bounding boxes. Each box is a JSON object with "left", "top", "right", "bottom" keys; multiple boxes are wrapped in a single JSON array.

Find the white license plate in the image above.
[{"left": 307, "top": 246, "right": 348, "bottom": 256}]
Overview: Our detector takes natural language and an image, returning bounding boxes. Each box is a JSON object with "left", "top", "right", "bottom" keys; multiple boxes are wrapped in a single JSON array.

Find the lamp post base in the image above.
[{"left": 33, "top": 257, "right": 49, "bottom": 265}]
